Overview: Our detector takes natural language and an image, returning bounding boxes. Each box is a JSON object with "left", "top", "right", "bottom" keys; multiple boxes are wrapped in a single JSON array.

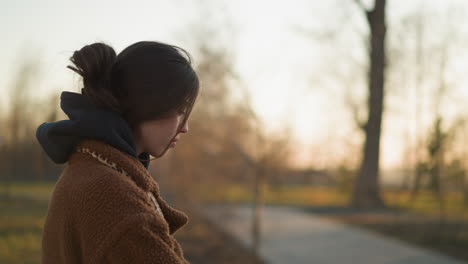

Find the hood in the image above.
[{"left": 35, "top": 91, "right": 150, "bottom": 169}]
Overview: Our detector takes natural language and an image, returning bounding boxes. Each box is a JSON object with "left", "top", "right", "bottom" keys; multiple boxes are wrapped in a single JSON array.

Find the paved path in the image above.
[{"left": 200, "top": 203, "right": 466, "bottom": 264}]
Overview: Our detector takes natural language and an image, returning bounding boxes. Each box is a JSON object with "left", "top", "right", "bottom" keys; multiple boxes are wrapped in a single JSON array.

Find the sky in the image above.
[{"left": 1, "top": 0, "right": 467, "bottom": 183}]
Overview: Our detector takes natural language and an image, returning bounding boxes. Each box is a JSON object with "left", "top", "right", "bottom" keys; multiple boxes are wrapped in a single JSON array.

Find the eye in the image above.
[{"left": 178, "top": 108, "right": 188, "bottom": 115}]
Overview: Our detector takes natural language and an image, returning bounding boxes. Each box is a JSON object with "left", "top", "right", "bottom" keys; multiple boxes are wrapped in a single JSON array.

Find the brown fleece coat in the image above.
[{"left": 42, "top": 138, "right": 190, "bottom": 263}]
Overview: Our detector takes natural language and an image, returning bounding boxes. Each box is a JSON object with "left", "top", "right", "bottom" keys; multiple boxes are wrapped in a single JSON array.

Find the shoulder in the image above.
[
  {"left": 45, "top": 147, "right": 183, "bottom": 262},
  {"left": 66, "top": 153, "right": 157, "bottom": 216},
  {"left": 61, "top": 153, "right": 144, "bottom": 205},
  {"left": 59, "top": 151, "right": 170, "bottom": 236}
]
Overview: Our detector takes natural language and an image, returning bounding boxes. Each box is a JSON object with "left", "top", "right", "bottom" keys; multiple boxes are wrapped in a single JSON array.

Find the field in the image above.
[{"left": 198, "top": 183, "right": 468, "bottom": 218}]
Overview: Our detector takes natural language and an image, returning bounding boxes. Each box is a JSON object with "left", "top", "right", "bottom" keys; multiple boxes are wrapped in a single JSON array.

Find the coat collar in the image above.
[{"left": 73, "top": 138, "right": 189, "bottom": 234}]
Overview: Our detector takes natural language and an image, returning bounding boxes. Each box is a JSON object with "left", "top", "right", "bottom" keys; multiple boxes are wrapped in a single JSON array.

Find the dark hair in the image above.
[{"left": 67, "top": 41, "right": 200, "bottom": 132}]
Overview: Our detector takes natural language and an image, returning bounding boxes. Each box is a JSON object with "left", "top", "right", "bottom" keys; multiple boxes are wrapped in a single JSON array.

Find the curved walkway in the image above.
[{"left": 200, "top": 203, "right": 466, "bottom": 264}]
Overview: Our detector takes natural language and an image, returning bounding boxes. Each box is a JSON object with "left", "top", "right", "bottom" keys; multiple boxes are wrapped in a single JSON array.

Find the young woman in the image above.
[{"left": 36, "top": 41, "right": 199, "bottom": 263}]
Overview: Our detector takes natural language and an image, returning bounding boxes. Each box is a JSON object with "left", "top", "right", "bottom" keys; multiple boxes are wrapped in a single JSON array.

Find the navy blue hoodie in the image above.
[{"left": 35, "top": 91, "right": 150, "bottom": 170}]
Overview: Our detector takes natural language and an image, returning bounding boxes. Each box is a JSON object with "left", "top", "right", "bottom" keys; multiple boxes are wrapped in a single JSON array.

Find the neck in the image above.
[
  {"left": 133, "top": 132, "right": 144, "bottom": 156},
  {"left": 135, "top": 140, "right": 144, "bottom": 156}
]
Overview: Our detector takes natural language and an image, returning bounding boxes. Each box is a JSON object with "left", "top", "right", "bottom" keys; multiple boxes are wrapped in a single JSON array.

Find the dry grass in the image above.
[{"left": 174, "top": 203, "right": 264, "bottom": 264}]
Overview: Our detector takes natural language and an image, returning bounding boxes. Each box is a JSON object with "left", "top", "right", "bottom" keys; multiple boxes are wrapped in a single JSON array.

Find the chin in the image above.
[{"left": 151, "top": 146, "right": 170, "bottom": 158}]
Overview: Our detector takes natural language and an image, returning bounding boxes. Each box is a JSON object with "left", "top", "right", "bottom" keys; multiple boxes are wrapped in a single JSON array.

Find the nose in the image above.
[{"left": 180, "top": 120, "right": 189, "bottom": 133}]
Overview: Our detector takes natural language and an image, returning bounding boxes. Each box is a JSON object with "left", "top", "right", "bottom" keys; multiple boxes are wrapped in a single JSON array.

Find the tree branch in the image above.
[
  {"left": 345, "top": 92, "right": 367, "bottom": 131},
  {"left": 354, "top": 0, "right": 368, "bottom": 13}
]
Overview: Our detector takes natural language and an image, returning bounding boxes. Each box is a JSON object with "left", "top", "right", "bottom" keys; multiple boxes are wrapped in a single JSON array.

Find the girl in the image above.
[{"left": 36, "top": 41, "right": 199, "bottom": 263}]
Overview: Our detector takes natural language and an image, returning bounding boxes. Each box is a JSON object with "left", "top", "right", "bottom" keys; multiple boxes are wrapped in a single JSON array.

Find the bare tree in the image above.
[
  {"left": 1, "top": 57, "right": 40, "bottom": 196},
  {"left": 350, "top": 0, "right": 387, "bottom": 208},
  {"left": 166, "top": 4, "right": 295, "bottom": 257}
]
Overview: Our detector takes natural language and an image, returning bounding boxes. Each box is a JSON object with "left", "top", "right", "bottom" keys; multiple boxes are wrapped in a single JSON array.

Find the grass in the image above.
[
  {"left": 0, "top": 182, "right": 54, "bottom": 201},
  {"left": 174, "top": 203, "right": 264, "bottom": 264},
  {"left": 197, "top": 183, "right": 468, "bottom": 219},
  {"left": 197, "top": 183, "right": 349, "bottom": 206},
  {"left": 0, "top": 195, "right": 49, "bottom": 264}
]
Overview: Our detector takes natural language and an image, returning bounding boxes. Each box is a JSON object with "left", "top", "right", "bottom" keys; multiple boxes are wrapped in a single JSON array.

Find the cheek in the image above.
[
  {"left": 137, "top": 117, "right": 182, "bottom": 152},
  {"left": 140, "top": 125, "right": 164, "bottom": 149}
]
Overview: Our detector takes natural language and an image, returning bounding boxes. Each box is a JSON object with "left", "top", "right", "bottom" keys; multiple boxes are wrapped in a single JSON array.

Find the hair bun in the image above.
[{"left": 67, "top": 42, "right": 121, "bottom": 112}]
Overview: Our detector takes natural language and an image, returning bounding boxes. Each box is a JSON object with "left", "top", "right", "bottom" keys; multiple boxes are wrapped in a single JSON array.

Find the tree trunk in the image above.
[{"left": 351, "top": 0, "right": 387, "bottom": 208}]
